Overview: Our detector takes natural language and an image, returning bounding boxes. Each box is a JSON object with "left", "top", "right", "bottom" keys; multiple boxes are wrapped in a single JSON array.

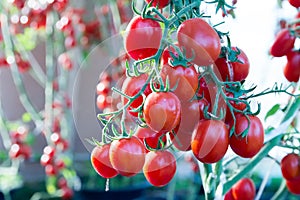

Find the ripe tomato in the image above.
[
  {"left": 280, "top": 153, "right": 300, "bottom": 180},
  {"left": 144, "top": 0, "right": 170, "bottom": 9},
  {"left": 91, "top": 144, "right": 118, "bottom": 179},
  {"left": 143, "top": 92, "right": 181, "bottom": 133},
  {"left": 286, "top": 179, "right": 300, "bottom": 195},
  {"left": 177, "top": 18, "right": 221, "bottom": 66},
  {"left": 224, "top": 189, "right": 235, "bottom": 200},
  {"left": 124, "top": 16, "right": 162, "bottom": 60},
  {"left": 230, "top": 115, "right": 264, "bottom": 158},
  {"left": 283, "top": 50, "right": 300, "bottom": 82},
  {"left": 225, "top": 92, "right": 247, "bottom": 123},
  {"left": 143, "top": 150, "right": 176, "bottom": 187},
  {"left": 231, "top": 178, "right": 256, "bottom": 200},
  {"left": 160, "top": 64, "right": 198, "bottom": 102},
  {"left": 288, "top": 0, "right": 300, "bottom": 8},
  {"left": 191, "top": 120, "right": 229, "bottom": 163},
  {"left": 172, "top": 100, "right": 202, "bottom": 151},
  {"left": 270, "top": 29, "right": 296, "bottom": 57},
  {"left": 134, "top": 127, "right": 167, "bottom": 151},
  {"left": 122, "top": 73, "right": 151, "bottom": 117},
  {"left": 214, "top": 47, "right": 250, "bottom": 82},
  {"left": 109, "top": 136, "right": 146, "bottom": 177}
]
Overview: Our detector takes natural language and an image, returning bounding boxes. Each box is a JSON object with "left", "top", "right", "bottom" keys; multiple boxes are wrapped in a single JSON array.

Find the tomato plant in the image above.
[
  {"left": 143, "top": 150, "right": 176, "bottom": 187},
  {"left": 229, "top": 115, "right": 264, "bottom": 158},
  {"left": 191, "top": 120, "right": 229, "bottom": 163}
]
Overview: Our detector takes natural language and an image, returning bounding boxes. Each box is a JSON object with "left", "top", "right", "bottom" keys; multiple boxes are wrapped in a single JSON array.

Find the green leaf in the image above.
[
  {"left": 15, "top": 28, "right": 37, "bottom": 51},
  {"left": 22, "top": 112, "right": 32, "bottom": 123},
  {"left": 265, "top": 104, "right": 281, "bottom": 121}
]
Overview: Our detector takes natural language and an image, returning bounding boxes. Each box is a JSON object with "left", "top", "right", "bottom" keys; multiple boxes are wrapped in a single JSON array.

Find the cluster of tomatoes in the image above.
[
  {"left": 9, "top": 126, "right": 32, "bottom": 160},
  {"left": 0, "top": 52, "right": 30, "bottom": 72},
  {"left": 280, "top": 153, "right": 300, "bottom": 195},
  {"left": 270, "top": 1, "right": 300, "bottom": 82},
  {"left": 91, "top": 0, "right": 266, "bottom": 189}
]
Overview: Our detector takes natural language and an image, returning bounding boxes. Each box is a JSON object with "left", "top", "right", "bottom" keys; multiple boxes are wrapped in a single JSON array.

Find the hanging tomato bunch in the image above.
[{"left": 89, "top": 0, "right": 299, "bottom": 199}]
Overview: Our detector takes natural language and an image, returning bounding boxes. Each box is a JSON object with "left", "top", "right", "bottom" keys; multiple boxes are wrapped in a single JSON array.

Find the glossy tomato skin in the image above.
[
  {"left": 134, "top": 127, "right": 167, "bottom": 151},
  {"left": 288, "top": 0, "right": 300, "bottom": 8},
  {"left": 286, "top": 179, "right": 300, "bottom": 195},
  {"left": 109, "top": 136, "right": 146, "bottom": 177},
  {"left": 283, "top": 51, "right": 300, "bottom": 82},
  {"left": 177, "top": 18, "right": 221, "bottom": 66},
  {"left": 143, "top": 150, "right": 176, "bottom": 187},
  {"left": 224, "top": 189, "right": 235, "bottom": 200},
  {"left": 270, "top": 29, "right": 296, "bottom": 57},
  {"left": 191, "top": 120, "right": 229, "bottom": 163},
  {"left": 124, "top": 16, "right": 162, "bottom": 60},
  {"left": 144, "top": 0, "right": 170, "bottom": 8},
  {"left": 91, "top": 144, "right": 118, "bottom": 178},
  {"left": 280, "top": 153, "right": 300, "bottom": 180},
  {"left": 231, "top": 178, "right": 256, "bottom": 200},
  {"left": 143, "top": 92, "right": 181, "bottom": 133},
  {"left": 230, "top": 115, "right": 264, "bottom": 158},
  {"left": 122, "top": 73, "right": 151, "bottom": 117},
  {"left": 214, "top": 47, "right": 250, "bottom": 82},
  {"left": 160, "top": 64, "right": 198, "bottom": 102}
]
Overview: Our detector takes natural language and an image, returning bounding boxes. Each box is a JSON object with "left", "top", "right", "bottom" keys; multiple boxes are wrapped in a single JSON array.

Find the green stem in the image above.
[
  {"left": 0, "top": 13, "right": 42, "bottom": 123},
  {"left": 270, "top": 180, "right": 287, "bottom": 200},
  {"left": 44, "top": 12, "right": 55, "bottom": 138}
]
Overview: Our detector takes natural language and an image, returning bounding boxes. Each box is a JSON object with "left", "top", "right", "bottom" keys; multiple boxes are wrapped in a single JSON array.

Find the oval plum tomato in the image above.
[
  {"left": 224, "top": 189, "right": 234, "bottom": 200},
  {"left": 286, "top": 179, "right": 300, "bottom": 195},
  {"left": 122, "top": 73, "right": 151, "bottom": 117},
  {"left": 160, "top": 64, "right": 198, "bottom": 102},
  {"left": 143, "top": 92, "right": 181, "bottom": 133},
  {"left": 124, "top": 16, "right": 162, "bottom": 60},
  {"left": 143, "top": 150, "right": 176, "bottom": 187},
  {"left": 91, "top": 144, "right": 118, "bottom": 178},
  {"left": 109, "top": 136, "right": 146, "bottom": 177},
  {"left": 191, "top": 120, "right": 229, "bottom": 163},
  {"left": 284, "top": 50, "right": 300, "bottom": 82},
  {"left": 214, "top": 47, "right": 250, "bottom": 82},
  {"left": 134, "top": 127, "right": 167, "bottom": 151},
  {"left": 231, "top": 178, "right": 256, "bottom": 200},
  {"left": 144, "top": 0, "right": 170, "bottom": 9},
  {"left": 288, "top": 0, "right": 300, "bottom": 8},
  {"left": 280, "top": 153, "right": 300, "bottom": 181},
  {"left": 270, "top": 29, "right": 296, "bottom": 57},
  {"left": 172, "top": 100, "right": 201, "bottom": 151},
  {"left": 177, "top": 18, "right": 221, "bottom": 66},
  {"left": 230, "top": 115, "right": 264, "bottom": 158}
]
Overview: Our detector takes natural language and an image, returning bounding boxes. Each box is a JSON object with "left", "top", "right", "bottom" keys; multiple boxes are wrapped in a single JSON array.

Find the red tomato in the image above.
[
  {"left": 191, "top": 120, "right": 229, "bottom": 163},
  {"left": 270, "top": 29, "right": 296, "bottom": 57},
  {"left": 124, "top": 16, "right": 162, "bottom": 60},
  {"left": 214, "top": 47, "right": 250, "bottom": 82},
  {"left": 160, "top": 64, "right": 198, "bottom": 102},
  {"left": 230, "top": 115, "right": 264, "bottom": 158},
  {"left": 225, "top": 92, "right": 247, "bottom": 123},
  {"left": 224, "top": 189, "right": 235, "bottom": 200},
  {"left": 172, "top": 100, "right": 203, "bottom": 151},
  {"left": 109, "top": 136, "right": 146, "bottom": 177},
  {"left": 143, "top": 92, "right": 181, "bottom": 133},
  {"left": 143, "top": 150, "right": 176, "bottom": 187},
  {"left": 122, "top": 74, "right": 151, "bottom": 117},
  {"left": 283, "top": 50, "right": 300, "bottom": 82},
  {"left": 177, "top": 18, "right": 221, "bottom": 66},
  {"left": 286, "top": 179, "right": 300, "bottom": 195},
  {"left": 134, "top": 127, "right": 167, "bottom": 151},
  {"left": 91, "top": 144, "right": 118, "bottom": 178},
  {"left": 288, "top": 0, "right": 300, "bottom": 8},
  {"left": 280, "top": 153, "right": 300, "bottom": 181},
  {"left": 144, "top": 0, "right": 170, "bottom": 8},
  {"left": 231, "top": 178, "right": 256, "bottom": 200}
]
